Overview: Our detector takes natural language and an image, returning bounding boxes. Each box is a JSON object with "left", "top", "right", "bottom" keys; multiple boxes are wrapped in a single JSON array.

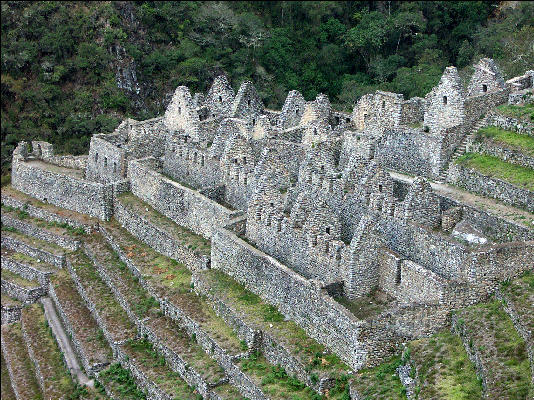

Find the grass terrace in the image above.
[
  {"left": 454, "top": 299, "right": 532, "bottom": 399},
  {"left": 104, "top": 218, "right": 193, "bottom": 294},
  {"left": 239, "top": 351, "right": 333, "bottom": 400},
  {"left": 21, "top": 303, "right": 77, "bottom": 399},
  {"left": 1, "top": 293, "right": 22, "bottom": 308},
  {"left": 213, "top": 383, "right": 248, "bottom": 400},
  {"left": 0, "top": 323, "right": 42, "bottom": 400},
  {"left": 199, "top": 269, "right": 349, "bottom": 375},
  {"left": 51, "top": 270, "right": 113, "bottom": 365},
  {"left": 1, "top": 185, "right": 96, "bottom": 226},
  {"left": 1, "top": 267, "right": 40, "bottom": 288},
  {"left": 456, "top": 153, "right": 534, "bottom": 190},
  {"left": 103, "top": 219, "right": 243, "bottom": 354},
  {"left": 84, "top": 232, "right": 161, "bottom": 319},
  {"left": 408, "top": 330, "right": 482, "bottom": 400},
  {"left": 144, "top": 316, "right": 226, "bottom": 384},
  {"left": 2, "top": 248, "right": 57, "bottom": 274},
  {"left": 121, "top": 339, "right": 200, "bottom": 400},
  {"left": 96, "top": 363, "right": 146, "bottom": 400},
  {"left": 496, "top": 103, "right": 534, "bottom": 122},
  {"left": 1, "top": 350, "right": 16, "bottom": 400},
  {"left": 68, "top": 250, "right": 137, "bottom": 343},
  {"left": 1, "top": 203, "right": 86, "bottom": 236},
  {"left": 1, "top": 227, "right": 66, "bottom": 255},
  {"left": 117, "top": 193, "right": 211, "bottom": 255},
  {"left": 350, "top": 355, "right": 407, "bottom": 400},
  {"left": 476, "top": 126, "right": 534, "bottom": 156}
]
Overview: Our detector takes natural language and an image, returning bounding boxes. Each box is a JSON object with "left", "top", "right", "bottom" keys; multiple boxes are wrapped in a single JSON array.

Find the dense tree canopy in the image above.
[{"left": 2, "top": 1, "right": 533, "bottom": 173}]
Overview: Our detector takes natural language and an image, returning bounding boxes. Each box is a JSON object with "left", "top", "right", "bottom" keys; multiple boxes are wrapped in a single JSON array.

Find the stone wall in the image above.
[
  {"left": 11, "top": 155, "right": 114, "bottom": 221},
  {"left": 128, "top": 117, "right": 167, "bottom": 159},
  {"left": 447, "top": 162, "right": 534, "bottom": 212},
  {"left": 486, "top": 111, "right": 534, "bottom": 136},
  {"left": 1, "top": 192, "right": 96, "bottom": 232},
  {"left": 47, "top": 282, "right": 108, "bottom": 376},
  {"left": 113, "top": 200, "right": 210, "bottom": 271},
  {"left": 375, "top": 128, "right": 443, "bottom": 178},
  {"left": 128, "top": 157, "right": 242, "bottom": 239},
  {"left": 463, "top": 88, "right": 510, "bottom": 127},
  {"left": 1, "top": 303, "right": 21, "bottom": 324},
  {"left": 1, "top": 256, "right": 53, "bottom": 287},
  {"left": 378, "top": 249, "right": 448, "bottom": 306},
  {"left": 1, "top": 279, "right": 45, "bottom": 305}
]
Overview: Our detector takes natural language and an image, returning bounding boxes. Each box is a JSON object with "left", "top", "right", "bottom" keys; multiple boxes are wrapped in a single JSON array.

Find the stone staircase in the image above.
[{"left": 436, "top": 118, "right": 488, "bottom": 183}]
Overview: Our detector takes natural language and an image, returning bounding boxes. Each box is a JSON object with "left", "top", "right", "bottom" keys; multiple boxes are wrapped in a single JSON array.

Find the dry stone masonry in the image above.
[{"left": 5, "top": 57, "right": 534, "bottom": 388}]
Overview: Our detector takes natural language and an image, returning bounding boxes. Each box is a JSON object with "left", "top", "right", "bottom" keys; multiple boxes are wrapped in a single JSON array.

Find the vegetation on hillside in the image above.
[{"left": 2, "top": 1, "right": 533, "bottom": 173}]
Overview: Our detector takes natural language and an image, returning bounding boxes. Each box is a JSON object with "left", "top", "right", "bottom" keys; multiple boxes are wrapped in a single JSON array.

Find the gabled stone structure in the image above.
[
  {"left": 467, "top": 58, "right": 506, "bottom": 97},
  {"left": 231, "top": 81, "right": 264, "bottom": 122},
  {"left": 424, "top": 66, "right": 466, "bottom": 133},
  {"left": 203, "top": 75, "right": 235, "bottom": 118}
]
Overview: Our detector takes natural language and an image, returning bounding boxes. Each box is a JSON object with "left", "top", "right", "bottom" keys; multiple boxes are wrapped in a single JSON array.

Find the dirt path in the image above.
[
  {"left": 389, "top": 171, "right": 534, "bottom": 229},
  {"left": 41, "top": 297, "right": 94, "bottom": 388}
]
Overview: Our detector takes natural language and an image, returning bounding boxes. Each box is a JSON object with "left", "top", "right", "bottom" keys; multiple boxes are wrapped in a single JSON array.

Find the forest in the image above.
[{"left": 1, "top": 1, "right": 533, "bottom": 174}]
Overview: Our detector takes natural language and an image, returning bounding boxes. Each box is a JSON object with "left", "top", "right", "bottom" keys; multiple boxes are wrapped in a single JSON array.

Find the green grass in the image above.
[
  {"left": 1, "top": 349, "right": 16, "bottom": 400},
  {"left": 97, "top": 363, "right": 146, "bottom": 399},
  {"left": 239, "top": 351, "right": 349, "bottom": 400},
  {"left": 351, "top": 355, "right": 407, "bottom": 400},
  {"left": 477, "top": 126, "right": 534, "bottom": 156},
  {"left": 21, "top": 304, "right": 77, "bottom": 399},
  {"left": 456, "top": 153, "right": 534, "bottom": 190},
  {"left": 408, "top": 330, "right": 483, "bottom": 400},
  {"left": 496, "top": 103, "right": 534, "bottom": 122}
]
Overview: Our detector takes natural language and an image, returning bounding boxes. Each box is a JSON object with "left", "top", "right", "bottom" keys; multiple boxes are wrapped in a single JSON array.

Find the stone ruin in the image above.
[{"left": 8, "top": 58, "right": 534, "bottom": 373}]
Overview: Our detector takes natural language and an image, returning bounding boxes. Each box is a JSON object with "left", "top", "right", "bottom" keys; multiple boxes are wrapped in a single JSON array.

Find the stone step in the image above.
[
  {"left": 82, "top": 230, "right": 241, "bottom": 398},
  {"left": 64, "top": 250, "right": 211, "bottom": 399},
  {"left": 1, "top": 208, "right": 82, "bottom": 251},
  {"left": 66, "top": 250, "right": 137, "bottom": 348},
  {"left": 1, "top": 185, "right": 97, "bottom": 232},
  {"left": 1, "top": 229, "right": 65, "bottom": 268},
  {"left": 40, "top": 297, "right": 95, "bottom": 388},
  {"left": 49, "top": 270, "right": 113, "bottom": 376},
  {"left": 452, "top": 298, "right": 533, "bottom": 399},
  {"left": 1, "top": 248, "right": 57, "bottom": 286},
  {"left": 20, "top": 303, "right": 81, "bottom": 399},
  {"left": 0, "top": 322, "right": 42, "bottom": 400},
  {"left": 1, "top": 349, "right": 16, "bottom": 400},
  {"left": 1, "top": 267, "right": 46, "bottom": 304}
]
